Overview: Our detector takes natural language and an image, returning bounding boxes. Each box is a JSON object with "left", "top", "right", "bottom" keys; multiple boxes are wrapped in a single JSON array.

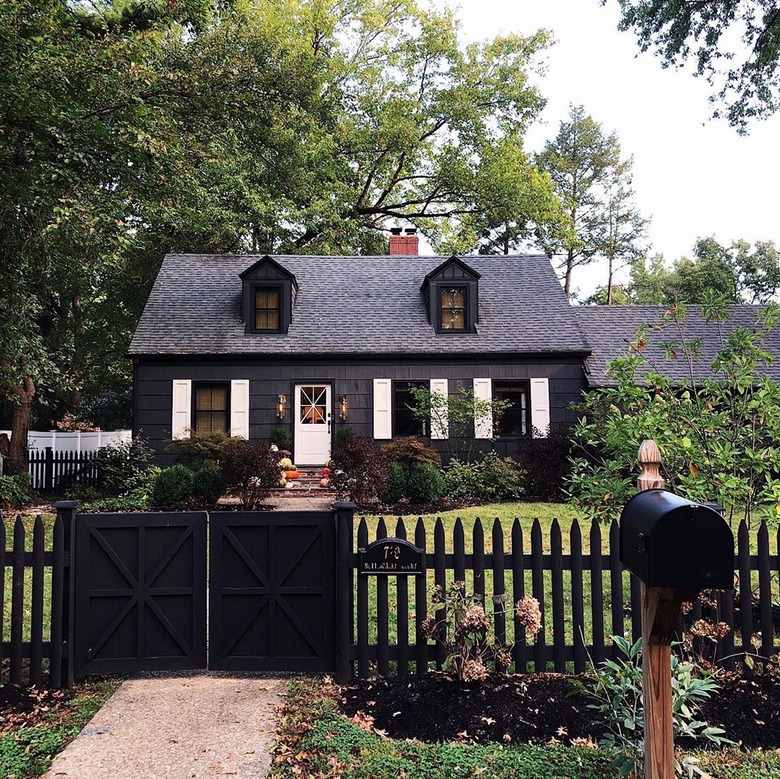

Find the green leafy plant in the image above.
[
  {"left": 95, "top": 438, "right": 155, "bottom": 496},
  {"left": 150, "top": 464, "right": 195, "bottom": 509},
  {"left": 569, "top": 300, "right": 780, "bottom": 524},
  {"left": 165, "top": 431, "right": 232, "bottom": 467},
  {"left": 407, "top": 461, "right": 446, "bottom": 504},
  {"left": 85, "top": 493, "right": 148, "bottom": 511},
  {"left": 190, "top": 463, "right": 227, "bottom": 507},
  {"left": 381, "top": 461, "right": 408, "bottom": 504},
  {"left": 442, "top": 458, "right": 482, "bottom": 500},
  {"left": 571, "top": 635, "right": 732, "bottom": 777},
  {"left": 0, "top": 474, "right": 31, "bottom": 510},
  {"left": 270, "top": 425, "right": 293, "bottom": 450},
  {"left": 442, "top": 453, "right": 524, "bottom": 502},
  {"left": 334, "top": 427, "right": 355, "bottom": 446}
]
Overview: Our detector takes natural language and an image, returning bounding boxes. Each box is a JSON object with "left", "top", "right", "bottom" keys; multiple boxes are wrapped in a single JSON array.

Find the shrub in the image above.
[
  {"left": 478, "top": 452, "right": 525, "bottom": 501},
  {"left": 571, "top": 635, "right": 732, "bottom": 776},
  {"left": 86, "top": 494, "right": 148, "bottom": 511},
  {"left": 190, "top": 464, "right": 227, "bottom": 507},
  {"left": 515, "top": 423, "right": 572, "bottom": 501},
  {"left": 150, "top": 464, "right": 195, "bottom": 509},
  {"left": 381, "top": 461, "right": 408, "bottom": 504},
  {"left": 165, "top": 431, "right": 232, "bottom": 467},
  {"left": 0, "top": 474, "right": 31, "bottom": 510},
  {"left": 407, "top": 461, "right": 445, "bottom": 504},
  {"left": 219, "top": 439, "right": 279, "bottom": 510},
  {"left": 270, "top": 425, "right": 293, "bottom": 450},
  {"left": 443, "top": 459, "right": 482, "bottom": 501},
  {"left": 335, "top": 426, "right": 355, "bottom": 446},
  {"left": 330, "top": 436, "right": 388, "bottom": 506},
  {"left": 381, "top": 436, "right": 441, "bottom": 475},
  {"left": 95, "top": 438, "right": 155, "bottom": 496}
]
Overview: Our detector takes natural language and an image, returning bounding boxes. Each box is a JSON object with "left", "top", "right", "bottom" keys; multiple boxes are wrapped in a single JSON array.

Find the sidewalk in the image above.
[{"left": 43, "top": 675, "right": 285, "bottom": 779}]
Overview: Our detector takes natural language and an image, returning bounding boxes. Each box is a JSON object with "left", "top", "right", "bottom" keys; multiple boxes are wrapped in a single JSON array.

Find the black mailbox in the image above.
[{"left": 620, "top": 489, "right": 734, "bottom": 589}]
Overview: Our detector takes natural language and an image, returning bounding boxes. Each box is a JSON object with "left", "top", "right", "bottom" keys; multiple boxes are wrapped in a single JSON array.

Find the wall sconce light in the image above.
[
  {"left": 338, "top": 394, "right": 348, "bottom": 421},
  {"left": 276, "top": 393, "right": 287, "bottom": 419}
]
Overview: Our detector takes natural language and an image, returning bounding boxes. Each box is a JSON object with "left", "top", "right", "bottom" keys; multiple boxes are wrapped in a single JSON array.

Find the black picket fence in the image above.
[
  {"left": 351, "top": 515, "right": 780, "bottom": 678},
  {"left": 0, "top": 513, "right": 73, "bottom": 688},
  {"left": 28, "top": 448, "right": 101, "bottom": 495}
]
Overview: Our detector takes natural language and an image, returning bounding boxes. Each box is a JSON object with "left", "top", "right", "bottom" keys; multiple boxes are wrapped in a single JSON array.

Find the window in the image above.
[
  {"left": 254, "top": 287, "right": 281, "bottom": 331},
  {"left": 493, "top": 383, "right": 527, "bottom": 436},
  {"left": 193, "top": 383, "right": 229, "bottom": 436},
  {"left": 393, "top": 381, "right": 427, "bottom": 436},
  {"left": 440, "top": 287, "right": 467, "bottom": 331}
]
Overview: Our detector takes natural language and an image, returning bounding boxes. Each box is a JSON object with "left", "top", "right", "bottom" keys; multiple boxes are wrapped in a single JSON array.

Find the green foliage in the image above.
[
  {"left": 569, "top": 301, "right": 780, "bottom": 523},
  {"left": 95, "top": 438, "right": 155, "bottom": 496},
  {"left": 85, "top": 493, "right": 148, "bottom": 512},
  {"left": 537, "top": 105, "right": 647, "bottom": 298},
  {"left": 166, "top": 432, "right": 232, "bottom": 467},
  {"left": 190, "top": 463, "right": 227, "bottom": 507},
  {"left": 0, "top": 474, "right": 31, "bottom": 510},
  {"left": 612, "top": 0, "right": 780, "bottom": 130},
  {"left": 571, "top": 636, "right": 731, "bottom": 777},
  {"left": 335, "top": 427, "right": 355, "bottom": 447},
  {"left": 150, "top": 464, "right": 195, "bottom": 509},
  {"left": 407, "top": 462, "right": 446, "bottom": 504},
  {"left": 515, "top": 423, "right": 571, "bottom": 501},
  {"left": 331, "top": 436, "right": 389, "bottom": 506},
  {"left": 219, "top": 439, "right": 279, "bottom": 510},
  {"left": 381, "top": 461, "right": 408, "bottom": 504},
  {"left": 270, "top": 425, "right": 293, "bottom": 451},
  {"left": 442, "top": 453, "right": 524, "bottom": 502}
]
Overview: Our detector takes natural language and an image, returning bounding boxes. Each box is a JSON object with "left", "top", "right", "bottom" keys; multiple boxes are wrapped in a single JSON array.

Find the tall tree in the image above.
[
  {"left": 610, "top": 0, "right": 780, "bottom": 130},
  {"left": 1, "top": 0, "right": 557, "bottom": 469},
  {"left": 537, "top": 105, "right": 646, "bottom": 298}
]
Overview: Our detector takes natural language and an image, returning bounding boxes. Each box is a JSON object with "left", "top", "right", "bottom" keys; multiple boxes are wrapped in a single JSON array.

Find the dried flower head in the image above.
[
  {"left": 690, "top": 619, "right": 715, "bottom": 639},
  {"left": 515, "top": 596, "right": 542, "bottom": 638},
  {"left": 713, "top": 621, "right": 731, "bottom": 640},
  {"left": 420, "top": 614, "right": 438, "bottom": 640},
  {"left": 495, "top": 648, "right": 512, "bottom": 671},
  {"left": 460, "top": 657, "right": 488, "bottom": 682},
  {"left": 456, "top": 604, "right": 490, "bottom": 638},
  {"left": 430, "top": 585, "right": 444, "bottom": 604},
  {"left": 751, "top": 633, "right": 763, "bottom": 652},
  {"left": 681, "top": 601, "right": 694, "bottom": 616}
]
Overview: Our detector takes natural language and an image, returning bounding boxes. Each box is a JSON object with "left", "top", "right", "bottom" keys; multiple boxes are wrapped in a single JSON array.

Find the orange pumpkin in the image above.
[
  {"left": 320, "top": 478, "right": 330, "bottom": 488},
  {"left": 285, "top": 470, "right": 299, "bottom": 479}
]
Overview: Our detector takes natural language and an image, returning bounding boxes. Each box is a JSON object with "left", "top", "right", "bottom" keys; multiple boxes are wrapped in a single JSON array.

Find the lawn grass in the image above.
[{"left": 0, "top": 677, "right": 120, "bottom": 779}]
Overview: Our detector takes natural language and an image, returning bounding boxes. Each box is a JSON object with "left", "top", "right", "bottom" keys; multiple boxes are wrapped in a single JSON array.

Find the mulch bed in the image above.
[
  {"left": 341, "top": 670, "right": 780, "bottom": 749},
  {"left": 0, "top": 684, "right": 69, "bottom": 734}
]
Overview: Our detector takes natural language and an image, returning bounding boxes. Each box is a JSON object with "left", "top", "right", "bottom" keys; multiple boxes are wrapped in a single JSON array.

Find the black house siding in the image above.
[{"left": 133, "top": 355, "right": 586, "bottom": 465}]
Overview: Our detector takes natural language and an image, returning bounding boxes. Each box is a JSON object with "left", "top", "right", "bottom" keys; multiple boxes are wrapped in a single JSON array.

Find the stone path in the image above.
[{"left": 43, "top": 676, "right": 285, "bottom": 779}]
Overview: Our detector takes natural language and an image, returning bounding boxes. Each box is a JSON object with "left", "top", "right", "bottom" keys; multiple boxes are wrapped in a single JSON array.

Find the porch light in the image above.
[
  {"left": 339, "top": 394, "right": 348, "bottom": 421},
  {"left": 276, "top": 393, "right": 287, "bottom": 419}
]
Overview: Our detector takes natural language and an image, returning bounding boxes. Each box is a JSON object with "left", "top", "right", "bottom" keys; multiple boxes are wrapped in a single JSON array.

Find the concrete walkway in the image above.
[{"left": 43, "top": 675, "right": 285, "bottom": 779}]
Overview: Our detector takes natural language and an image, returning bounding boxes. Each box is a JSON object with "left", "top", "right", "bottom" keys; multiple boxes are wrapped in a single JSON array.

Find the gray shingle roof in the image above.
[
  {"left": 577, "top": 305, "right": 780, "bottom": 387},
  {"left": 129, "top": 253, "right": 590, "bottom": 356}
]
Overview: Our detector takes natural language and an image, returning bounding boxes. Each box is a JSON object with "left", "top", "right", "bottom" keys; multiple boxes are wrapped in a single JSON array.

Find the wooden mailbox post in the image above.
[{"left": 628, "top": 440, "right": 734, "bottom": 779}]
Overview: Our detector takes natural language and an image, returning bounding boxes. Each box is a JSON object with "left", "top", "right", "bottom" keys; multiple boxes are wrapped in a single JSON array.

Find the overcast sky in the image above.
[{"left": 446, "top": 0, "right": 780, "bottom": 297}]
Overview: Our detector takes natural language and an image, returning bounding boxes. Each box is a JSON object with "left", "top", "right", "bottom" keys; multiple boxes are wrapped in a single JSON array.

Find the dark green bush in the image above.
[
  {"left": 0, "top": 474, "right": 31, "bottom": 510},
  {"left": 270, "top": 425, "right": 293, "bottom": 450},
  {"left": 95, "top": 438, "right": 155, "bottom": 496},
  {"left": 150, "top": 464, "right": 194, "bottom": 509},
  {"left": 330, "top": 436, "right": 388, "bottom": 506},
  {"left": 382, "top": 461, "right": 408, "bottom": 504},
  {"left": 479, "top": 452, "right": 525, "bottom": 501},
  {"left": 407, "top": 461, "right": 445, "bottom": 504},
  {"left": 380, "top": 436, "right": 441, "bottom": 474},
  {"left": 335, "top": 426, "right": 355, "bottom": 446},
  {"left": 190, "top": 464, "right": 227, "bottom": 507},
  {"left": 86, "top": 494, "right": 148, "bottom": 511},
  {"left": 165, "top": 431, "right": 231, "bottom": 466},
  {"left": 219, "top": 439, "right": 279, "bottom": 510}
]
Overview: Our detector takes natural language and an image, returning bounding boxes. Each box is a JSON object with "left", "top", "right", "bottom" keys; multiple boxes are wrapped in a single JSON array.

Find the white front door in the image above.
[{"left": 294, "top": 384, "right": 332, "bottom": 465}]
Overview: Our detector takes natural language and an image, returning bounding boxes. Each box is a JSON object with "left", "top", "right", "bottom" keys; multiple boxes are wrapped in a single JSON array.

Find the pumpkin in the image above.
[
  {"left": 278, "top": 477, "right": 287, "bottom": 488},
  {"left": 321, "top": 467, "right": 331, "bottom": 477},
  {"left": 319, "top": 477, "right": 330, "bottom": 488},
  {"left": 285, "top": 470, "right": 299, "bottom": 479},
  {"left": 279, "top": 457, "right": 293, "bottom": 469}
]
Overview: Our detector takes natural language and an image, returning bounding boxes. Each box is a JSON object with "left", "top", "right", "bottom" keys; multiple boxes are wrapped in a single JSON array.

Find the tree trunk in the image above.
[
  {"left": 564, "top": 249, "right": 574, "bottom": 298},
  {"left": 69, "top": 293, "right": 84, "bottom": 412},
  {"left": 8, "top": 377, "right": 35, "bottom": 476},
  {"left": 606, "top": 255, "right": 614, "bottom": 305}
]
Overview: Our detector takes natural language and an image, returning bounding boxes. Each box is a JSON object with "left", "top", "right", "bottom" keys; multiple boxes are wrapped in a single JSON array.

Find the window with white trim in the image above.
[{"left": 493, "top": 382, "right": 528, "bottom": 437}]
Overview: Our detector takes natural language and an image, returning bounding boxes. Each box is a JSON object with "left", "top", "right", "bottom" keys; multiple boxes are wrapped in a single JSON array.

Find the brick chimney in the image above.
[{"left": 389, "top": 227, "right": 419, "bottom": 255}]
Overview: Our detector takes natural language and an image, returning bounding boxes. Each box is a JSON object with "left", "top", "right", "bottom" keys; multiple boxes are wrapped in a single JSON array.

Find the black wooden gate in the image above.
[
  {"left": 73, "top": 513, "right": 207, "bottom": 677},
  {"left": 209, "top": 512, "right": 338, "bottom": 672}
]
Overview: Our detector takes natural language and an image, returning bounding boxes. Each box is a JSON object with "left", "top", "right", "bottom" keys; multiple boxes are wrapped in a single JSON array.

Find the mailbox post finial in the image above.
[{"left": 637, "top": 439, "right": 665, "bottom": 493}]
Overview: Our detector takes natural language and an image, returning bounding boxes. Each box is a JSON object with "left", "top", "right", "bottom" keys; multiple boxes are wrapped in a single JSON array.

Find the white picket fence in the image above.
[{"left": 0, "top": 429, "right": 131, "bottom": 453}]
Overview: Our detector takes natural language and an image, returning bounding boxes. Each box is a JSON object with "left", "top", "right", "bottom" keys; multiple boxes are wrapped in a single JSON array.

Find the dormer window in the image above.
[
  {"left": 240, "top": 256, "right": 297, "bottom": 335},
  {"left": 440, "top": 287, "right": 467, "bottom": 330},
  {"left": 254, "top": 287, "right": 281, "bottom": 331},
  {"left": 421, "top": 256, "right": 480, "bottom": 334}
]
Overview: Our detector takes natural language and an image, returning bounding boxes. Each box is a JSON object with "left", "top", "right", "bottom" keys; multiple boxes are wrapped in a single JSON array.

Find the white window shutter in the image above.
[
  {"left": 429, "top": 379, "right": 449, "bottom": 439},
  {"left": 473, "top": 378, "right": 492, "bottom": 439},
  {"left": 230, "top": 379, "right": 250, "bottom": 439},
  {"left": 373, "top": 379, "right": 392, "bottom": 439},
  {"left": 530, "top": 378, "right": 550, "bottom": 438},
  {"left": 171, "top": 380, "right": 192, "bottom": 440}
]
